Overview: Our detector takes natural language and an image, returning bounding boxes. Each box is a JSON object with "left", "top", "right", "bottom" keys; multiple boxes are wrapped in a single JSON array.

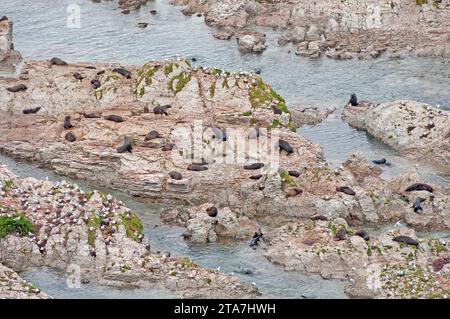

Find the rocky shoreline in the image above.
[
  {"left": 168, "top": 0, "right": 450, "bottom": 60},
  {"left": 0, "top": 17, "right": 22, "bottom": 71}
]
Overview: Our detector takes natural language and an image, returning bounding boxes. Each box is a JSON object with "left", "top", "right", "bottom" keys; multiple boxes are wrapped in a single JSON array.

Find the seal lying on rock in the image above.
[
  {"left": 311, "top": 215, "right": 328, "bottom": 221},
  {"left": 145, "top": 130, "right": 161, "bottom": 141},
  {"left": 272, "top": 105, "right": 282, "bottom": 115},
  {"left": 348, "top": 93, "right": 358, "bottom": 106},
  {"left": 169, "top": 171, "right": 183, "bottom": 180},
  {"left": 83, "top": 113, "right": 101, "bottom": 119},
  {"left": 277, "top": 139, "right": 294, "bottom": 154},
  {"left": 187, "top": 164, "right": 208, "bottom": 171},
  {"left": 249, "top": 231, "right": 263, "bottom": 247},
  {"left": 50, "top": 57, "right": 68, "bottom": 66},
  {"left": 6, "top": 84, "right": 27, "bottom": 92},
  {"left": 22, "top": 107, "right": 41, "bottom": 114},
  {"left": 63, "top": 116, "right": 74, "bottom": 129},
  {"left": 73, "top": 72, "right": 84, "bottom": 81},
  {"left": 249, "top": 174, "right": 263, "bottom": 180},
  {"left": 161, "top": 143, "right": 175, "bottom": 151},
  {"left": 112, "top": 68, "right": 132, "bottom": 79},
  {"left": 91, "top": 79, "right": 101, "bottom": 89},
  {"left": 104, "top": 115, "right": 124, "bottom": 123},
  {"left": 413, "top": 197, "right": 426, "bottom": 214},
  {"left": 405, "top": 183, "right": 433, "bottom": 193},
  {"left": 65, "top": 132, "right": 76, "bottom": 142},
  {"left": 288, "top": 170, "right": 300, "bottom": 177},
  {"left": 336, "top": 186, "right": 356, "bottom": 196},
  {"left": 393, "top": 235, "right": 419, "bottom": 247},
  {"left": 372, "top": 158, "right": 391, "bottom": 166},
  {"left": 334, "top": 227, "right": 347, "bottom": 241},
  {"left": 355, "top": 230, "right": 370, "bottom": 241},
  {"left": 244, "top": 163, "right": 264, "bottom": 170},
  {"left": 116, "top": 136, "right": 133, "bottom": 153},
  {"left": 153, "top": 105, "right": 171, "bottom": 116},
  {"left": 206, "top": 206, "right": 218, "bottom": 217}
]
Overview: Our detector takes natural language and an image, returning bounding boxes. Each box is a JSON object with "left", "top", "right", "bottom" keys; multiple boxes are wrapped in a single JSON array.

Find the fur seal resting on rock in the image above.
[
  {"left": 22, "top": 107, "right": 41, "bottom": 114},
  {"left": 104, "top": 115, "right": 124, "bottom": 123},
  {"left": 250, "top": 174, "right": 263, "bottom": 180},
  {"left": 310, "top": 215, "right": 328, "bottom": 221},
  {"left": 405, "top": 183, "right": 433, "bottom": 193},
  {"left": 116, "top": 136, "right": 133, "bottom": 153},
  {"left": 336, "top": 186, "right": 356, "bottom": 196},
  {"left": 65, "top": 132, "right": 76, "bottom": 142},
  {"left": 413, "top": 197, "right": 426, "bottom": 214},
  {"left": 276, "top": 139, "right": 294, "bottom": 154},
  {"left": 187, "top": 164, "right": 208, "bottom": 171},
  {"left": 161, "top": 143, "right": 175, "bottom": 151},
  {"left": 63, "top": 116, "right": 74, "bottom": 129},
  {"left": 271, "top": 105, "right": 282, "bottom": 115},
  {"left": 372, "top": 158, "right": 391, "bottom": 166},
  {"left": 50, "top": 57, "right": 68, "bottom": 66},
  {"left": 244, "top": 163, "right": 264, "bottom": 170},
  {"left": 112, "top": 68, "right": 132, "bottom": 79},
  {"left": 153, "top": 105, "right": 171, "bottom": 116},
  {"left": 206, "top": 206, "right": 218, "bottom": 217},
  {"left": 145, "top": 130, "right": 161, "bottom": 141},
  {"left": 249, "top": 231, "right": 263, "bottom": 247},
  {"left": 355, "top": 230, "right": 370, "bottom": 241},
  {"left": 73, "top": 72, "right": 84, "bottom": 81},
  {"left": 7, "top": 84, "right": 27, "bottom": 93},
  {"left": 91, "top": 79, "right": 101, "bottom": 89},
  {"left": 393, "top": 235, "right": 419, "bottom": 247},
  {"left": 83, "top": 113, "right": 101, "bottom": 119},
  {"left": 169, "top": 171, "right": 183, "bottom": 180},
  {"left": 334, "top": 228, "right": 347, "bottom": 241},
  {"left": 348, "top": 94, "right": 358, "bottom": 106},
  {"left": 288, "top": 170, "right": 300, "bottom": 177}
]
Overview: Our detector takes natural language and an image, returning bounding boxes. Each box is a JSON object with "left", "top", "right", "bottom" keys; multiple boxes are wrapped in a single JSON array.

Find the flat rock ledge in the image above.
[
  {"left": 0, "top": 164, "right": 259, "bottom": 298},
  {"left": 162, "top": 203, "right": 260, "bottom": 243},
  {"left": 342, "top": 100, "right": 450, "bottom": 167},
  {"left": 265, "top": 218, "right": 450, "bottom": 299}
]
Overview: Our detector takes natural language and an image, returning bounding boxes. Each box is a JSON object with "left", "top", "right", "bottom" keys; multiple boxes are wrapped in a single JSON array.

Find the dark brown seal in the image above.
[
  {"left": 22, "top": 107, "right": 41, "bottom": 114},
  {"left": 116, "top": 136, "right": 133, "bottom": 153},
  {"left": 336, "top": 186, "right": 356, "bottom": 196},
  {"left": 206, "top": 206, "right": 218, "bottom": 217},
  {"left": 392, "top": 235, "right": 419, "bottom": 246},
  {"left": 405, "top": 183, "right": 433, "bottom": 193},
  {"left": 50, "top": 57, "right": 68, "bottom": 66},
  {"left": 169, "top": 171, "right": 183, "bottom": 180},
  {"left": 64, "top": 116, "right": 74, "bottom": 129},
  {"left": 7, "top": 84, "right": 27, "bottom": 93},
  {"left": 65, "top": 132, "right": 76, "bottom": 142},
  {"left": 145, "top": 130, "right": 161, "bottom": 141},
  {"left": 244, "top": 163, "right": 264, "bottom": 170},
  {"left": 104, "top": 115, "right": 124, "bottom": 123},
  {"left": 112, "top": 68, "right": 132, "bottom": 79},
  {"left": 187, "top": 164, "right": 208, "bottom": 171}
]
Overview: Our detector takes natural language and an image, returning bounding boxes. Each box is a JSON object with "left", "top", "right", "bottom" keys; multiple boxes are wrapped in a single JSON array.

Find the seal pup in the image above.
[
  {"left": 334, "top": 227, "right": 347, "bottom": 241},
  {"left": 7, "top": 84, "right": 27, "bottom": 92},
  {"left": 206, "top": 206, "right": 218, "bottom": 217},
  {"left": 372, "top": 158, "right": 391, "bottom": 166},
  {"left": 22, "top": 107, "right": 41, "bottom": 114},
  {"left": 112, "top": 68, "right": 132, "bottom": 79},
  {"left": 63, "top": 116, "right": 74, "bottom": 129},
  {"left": 250, "top": 174, "right": 263, "bottom": 180},
  {"left": 116, "top": 136, "right": 133, "bottom": 153},
  {"left": 65, "top": 132, "right": 76, "bottom": 142},
  {"left": 145, "top": 130, "right": 161, "bottom": 141},
  {"left": 249, "top": 231, "right": 263, "bottom": 247},
  {"left": 405, "top": 183, "right": 433, "bottom": 193},
  {"left": 413, "top": 197, "right": 426, "bottom": 214},
  {"left": 187, "top": 164, "right": 208, "bottom": 171},
  {"left": 169, "top": 171, "right": 183, "bottom": 180},
  {"left": 348, "top": 93, "right": 358, "bottom": 106},
  {"left": 355, "top": 230, "right": 370, "bottom": 241},
  {"left": 104, "top": 115, "right": 124, "bottom": 123},
  {"left": 91, "top": 79, "right": 101, "bottom": 89},
  {"left": 244, "top": 163, "right": 264, "bottom": 170},
  {"left": 153, "top": 105, "right": 171, "bottom": 116},
  {"left": 336, "top": 186, "right": 356, "bottom": 196},
  {"left": 277, "top": 139, "right": 294, "bottom": 154},
  {"left": 73, "top": 72, "right": 84, "bottom": 81},
  {"left": 310, "top": 215, "right": 328, "bottom": 221},
  {"left": 393, "top": 235, "right": 419, "bottom": 247},
  {"left": 50, "top": 57, "right": 68, "bottom": 66}
]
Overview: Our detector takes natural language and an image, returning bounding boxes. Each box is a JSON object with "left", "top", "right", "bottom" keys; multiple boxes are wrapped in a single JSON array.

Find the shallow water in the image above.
[{"left": 1, "top": 0, "right": 449, "bottom": 298}]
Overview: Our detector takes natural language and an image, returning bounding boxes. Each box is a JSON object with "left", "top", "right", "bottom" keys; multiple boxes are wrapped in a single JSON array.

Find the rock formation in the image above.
[{"left": 0, "top": 17, "right": 22, "bottom": 72}]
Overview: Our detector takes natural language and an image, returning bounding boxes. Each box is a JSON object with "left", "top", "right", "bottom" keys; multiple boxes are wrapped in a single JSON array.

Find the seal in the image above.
[
  {"left": 336, "top": 186, "right": 356, "bottom": 196},
  {"left": 64, "top": 116, "right": 74, "bottom": 129},
  {"left": 249, "top": 231, "right": 263, "bottom": 248},
  {"left": 73, "top": 73, "right": 84, "bottom": 81},
  {"left": 348, "top": 93, "right": 358, "bottom": 106},
  {"left": 413, "top": 197, "right": 426, "bottom": 214},
  {"left": 90, "top": 79, "right": 101, "bottom": 89},
  {"left": 187, "top": 164, "right": 208, "bottom": 171},
  {"left": 372, "top": 158, "right": 391, "bottom": 166},
  {"left": 145, "top": 130, "right": 161, "bottom": 141},
  {"left": 405, "top": 183, "right": 433, "bottom": 193},
  {"left": 432, "top": 257, "right": 450, "bottom": 272},
  {"left": 244, "top": 163, "right": 264, "bottom": 170},
  {"left": 83, "top": 113, "right": 101, "bottom": 119},
  {"left": 50, "top": 57, "right": 68, "bottom": 66},
  {"left": 288, "top": 170, "right": 300, "bottom": 177},
  {"left": 153, "top": 105, "right": 172, "bottom": 116},
  {"left": 334, "top": 227, "right": 347, "bottom": 241},
  {"left": 271, "top": 105, "right": 282, "bottom": 115},
  {"left": 65, "top": 132, "right": 76, "bottom": 142},
  {"left": 169, "top": 171, "right": 183, "bottom": 180},
  {"left": 22, "top": 107, "right": 41, "bottom": 114},
  {"left": 310, "top": 215, "right": 328, "bottom": 221},
  {"left": 116, "top": 136, "right": 133, "bottom": 153},
  {"left": 355, "top": 230, "right": 370, "bottom": 241},
  {"left": 249, "top": 174, "right": 263, "bottom": 180},
  {"left": 104, "top": 115, "right": 124, "bottom": 123},
  {"left": 7, "top": 84, "right": 27, "bottom": 93},
  {"left": 392, "top": 235, "right": 419, "bottom": 247},
  {"left": 206, "top": 206, "right": 218, "bottom": 217},
  {"left": 277, "top": 139, "right": 294, "bottom": 154},
  {"left": 112, "top": 68, "right": 132, "bottom": 79},
  {"left": 161, "top": 143, "right": 175, "bottom": 151}
]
